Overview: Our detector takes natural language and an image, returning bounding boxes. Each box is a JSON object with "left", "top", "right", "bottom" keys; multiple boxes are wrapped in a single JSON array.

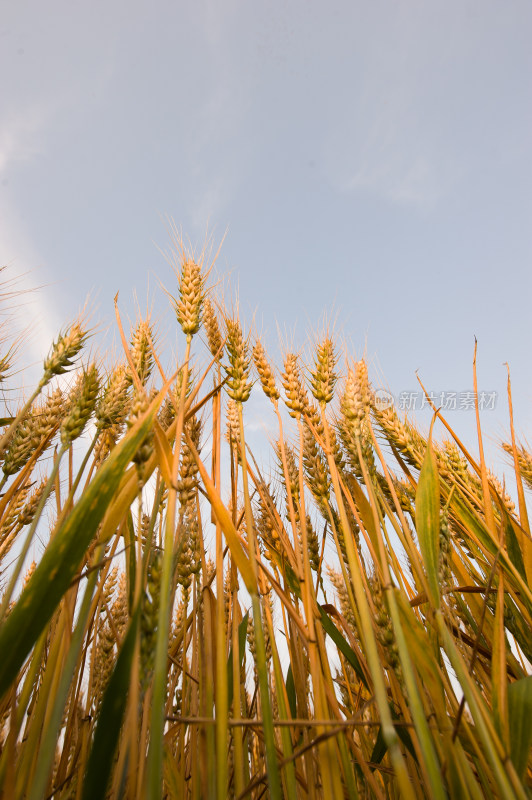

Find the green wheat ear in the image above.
[{"left": 42, "top": 320, "right": 87, "bottom": 383}]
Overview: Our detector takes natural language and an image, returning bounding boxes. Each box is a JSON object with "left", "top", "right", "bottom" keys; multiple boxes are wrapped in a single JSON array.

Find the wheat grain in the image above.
[
  {"left": 309, "top": 337, "right": 337, "bottom": 405},
  {"left": 252, "top": 339, "right": 279, "bottom": 402},
  {"left": 202, "top": 298, "right": 223, "bottom": 358},
  {"left": 224, "top": 318, "right": 252, "bottom": 403},
  {"left": 60, "top": 364, "right": 99, "bottom": 446},
  {"left": 175, "top": 258, "right": 204, "bottom": 338},
  {"left": 42, "top": 321, "right": 87, "bottom": 384}
]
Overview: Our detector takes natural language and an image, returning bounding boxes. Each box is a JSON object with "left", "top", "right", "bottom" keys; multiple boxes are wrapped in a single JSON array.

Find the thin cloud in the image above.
[
  {"left": 0, "top": 201, "right": 63, "bottom": 380},
  {"left": 0, "top": 106, "right": 49, "bottom": 176},
  {"left": 321, "top": 61, "right": 459, "bottom": 209}
]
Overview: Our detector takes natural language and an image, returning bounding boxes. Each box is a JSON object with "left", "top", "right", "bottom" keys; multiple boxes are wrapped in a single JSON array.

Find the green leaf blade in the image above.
[
  {"left": 82, "top": 608, "right": 140, "bottom": 800},
  {"left": 0, "top": 402, "right": 158, "bottom": 698},
  {"left": 415, "top": 433, "right": 441, "bottom": 608},
  {"left": 508, "top": 676, "right": 532, "bottom": 781}
]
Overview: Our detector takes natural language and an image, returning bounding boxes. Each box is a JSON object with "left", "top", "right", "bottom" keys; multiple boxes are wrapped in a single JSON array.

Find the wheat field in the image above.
[{"left": 0, "top": 243, "right": 530, "bottom": 799}]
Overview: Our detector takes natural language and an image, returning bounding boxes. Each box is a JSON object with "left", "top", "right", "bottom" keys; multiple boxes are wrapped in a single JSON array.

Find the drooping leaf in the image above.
[
  {"left": 283, "top": 559, "right": 302, "bottom": 599},
  {"left": 318, "top": 605, "right": 368, "bottom": 688},
  {"left": 370, "top": 712, "right": 418, "bottom": 767},
  {"left": 285, "top": 664, "right": 297, "bottom": 720}
]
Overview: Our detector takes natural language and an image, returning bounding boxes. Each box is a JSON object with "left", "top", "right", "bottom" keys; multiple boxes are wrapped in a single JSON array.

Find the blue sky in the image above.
[{"left": 1, "top": 1, "right": 531, "bottom": 474}]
